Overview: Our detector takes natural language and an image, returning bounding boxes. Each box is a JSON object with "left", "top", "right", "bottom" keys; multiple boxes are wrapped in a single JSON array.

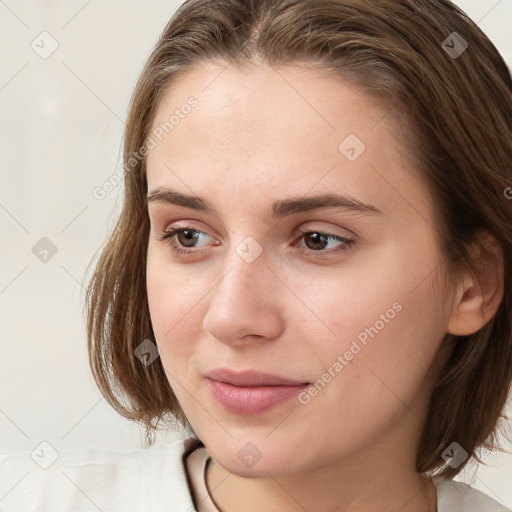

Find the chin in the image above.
[{"left": 206, "top": 437, "right": 306, "bottom": 479}]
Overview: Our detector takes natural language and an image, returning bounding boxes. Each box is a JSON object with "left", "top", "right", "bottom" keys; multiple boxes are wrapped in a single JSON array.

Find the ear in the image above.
[{"left": 448, "top": 231, "right": 505, "bottom": 336}]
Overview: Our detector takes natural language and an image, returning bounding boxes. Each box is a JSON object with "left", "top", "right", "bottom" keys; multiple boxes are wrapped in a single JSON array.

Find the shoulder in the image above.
[
  {"left": 434, "top": 476, "right": 511, "bottom": 512},
  {"left": 0, "top": 437, "right": 201, "bottom": 512}
]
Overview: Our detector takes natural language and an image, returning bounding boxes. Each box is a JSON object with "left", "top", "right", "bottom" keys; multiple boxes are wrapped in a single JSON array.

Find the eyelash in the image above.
[{"left": 156, "top": 225, "right": 355, "bottom": 258}]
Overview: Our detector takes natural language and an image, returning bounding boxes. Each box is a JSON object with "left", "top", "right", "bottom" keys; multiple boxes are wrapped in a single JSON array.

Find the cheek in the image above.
[
  {"left": 297, "top": 244, "right": 448, "bottom": 408},
  {"left": 290, "top": 284, "right": 447, "bottom": 457},
  {"left": 146, "top": 249, "right": 198, "bottom": 361},
  {"left": 295, "top": 248, "right": 443, "bottom": 352}
]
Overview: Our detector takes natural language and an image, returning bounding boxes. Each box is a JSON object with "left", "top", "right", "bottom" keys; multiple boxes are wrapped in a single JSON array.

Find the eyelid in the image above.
[
  {"left": 159, "top": 220, "right": 356, "bottom": 243},
  {"left": 296, "top": 223, "right": 356, "bottom": 239},
  {"left": 158, "top": 219, "right": 217, "bottom": 238}
]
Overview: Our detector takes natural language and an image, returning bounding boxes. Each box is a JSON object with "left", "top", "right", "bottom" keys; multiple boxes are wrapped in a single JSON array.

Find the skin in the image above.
[{"left": 145, "top": 62, "right": 503, "bottom": 512}]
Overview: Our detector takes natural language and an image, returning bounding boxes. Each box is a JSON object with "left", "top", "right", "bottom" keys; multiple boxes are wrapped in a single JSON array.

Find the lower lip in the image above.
[{"left": 207, "top": 379, "right": 309, "bottom": 415}]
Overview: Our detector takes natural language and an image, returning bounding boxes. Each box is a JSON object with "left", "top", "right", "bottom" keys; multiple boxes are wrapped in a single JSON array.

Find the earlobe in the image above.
[{"left": 447, "top": 231, "right": 505, "bottom": 336}]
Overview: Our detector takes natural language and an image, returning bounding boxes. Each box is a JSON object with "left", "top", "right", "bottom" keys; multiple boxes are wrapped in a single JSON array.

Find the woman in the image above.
[{"left": 2, "top": 0, "right": 511, "bottom": 510}]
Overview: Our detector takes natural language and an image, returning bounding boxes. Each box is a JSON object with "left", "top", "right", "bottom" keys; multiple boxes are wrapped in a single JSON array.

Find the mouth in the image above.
[{"left": 205, "top": 368, "right": 310, "bottom": 415}]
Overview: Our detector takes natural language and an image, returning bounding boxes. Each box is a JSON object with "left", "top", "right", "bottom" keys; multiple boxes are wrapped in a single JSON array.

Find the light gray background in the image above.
[{"left": 1, "top": 0, "right": 511, "bottom": 507}]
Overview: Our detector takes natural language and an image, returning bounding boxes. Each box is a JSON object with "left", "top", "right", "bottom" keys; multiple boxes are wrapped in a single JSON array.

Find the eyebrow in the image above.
[{"left": 147, "top": 187, "right": 383, "bottom": 218}]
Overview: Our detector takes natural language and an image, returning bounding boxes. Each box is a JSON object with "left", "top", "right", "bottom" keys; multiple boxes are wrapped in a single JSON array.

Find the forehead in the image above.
[
  {"left": 145, "top": 62, "right": 432, "bottom": 223},
  {"left": 149, "top": 62, "right": 391, "bottom": 145}
]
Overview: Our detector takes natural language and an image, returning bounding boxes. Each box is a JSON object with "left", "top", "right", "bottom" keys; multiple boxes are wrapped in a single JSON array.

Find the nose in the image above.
[{"left": 202, "top": 245, "right": 285, "bottom": 345}]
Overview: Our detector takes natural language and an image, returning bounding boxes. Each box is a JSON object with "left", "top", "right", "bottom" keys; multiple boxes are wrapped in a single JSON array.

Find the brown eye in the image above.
[
  {"left": 157, "top": 226, "right": 215, "bottom": 255},
  {"left": 296, "top": 229, "right": 355, "bottom": 256}
]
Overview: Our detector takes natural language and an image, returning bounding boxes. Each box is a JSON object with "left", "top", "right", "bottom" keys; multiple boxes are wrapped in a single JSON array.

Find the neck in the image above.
[{"left": 206, "top": 450, "right": 437, "bottom": 512}]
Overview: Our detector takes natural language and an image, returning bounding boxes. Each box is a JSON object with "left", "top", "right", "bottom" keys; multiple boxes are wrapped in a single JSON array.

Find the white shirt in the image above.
[{"left": 0, "top": 437, "right": 509, "bottom": 511}]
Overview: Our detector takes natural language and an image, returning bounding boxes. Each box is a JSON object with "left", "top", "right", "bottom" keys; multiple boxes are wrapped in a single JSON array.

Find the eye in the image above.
[
  {"left": 156, "top": 226, "right": 217, "bottom": 255},
  {"left": 295, "top": 228, "right": 355, "bottom": 257},
  {"left": 156, "top": 225, "right": 355, "bottom": 257}
]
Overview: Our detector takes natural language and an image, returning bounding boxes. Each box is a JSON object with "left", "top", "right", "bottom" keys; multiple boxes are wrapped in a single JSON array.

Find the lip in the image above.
[
  {"left": 205, "top": 368, "right": 309, "bottom": 387},
  {"left": 205, "top": 368, "right": 310, "bottom": 415}
]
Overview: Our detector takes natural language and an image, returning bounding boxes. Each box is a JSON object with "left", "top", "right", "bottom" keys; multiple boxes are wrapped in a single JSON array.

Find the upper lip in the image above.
[{"left": 205, "top": 368, "right": 309, "bottom": 387}]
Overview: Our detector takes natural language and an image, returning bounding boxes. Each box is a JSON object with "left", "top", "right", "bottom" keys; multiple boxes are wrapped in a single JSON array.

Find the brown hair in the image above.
[{"left": 84, "top": 0, "right": 512, "bottom": 478}]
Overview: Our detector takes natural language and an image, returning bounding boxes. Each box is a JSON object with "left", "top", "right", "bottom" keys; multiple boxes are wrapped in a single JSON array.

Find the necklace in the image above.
[{"left": 204, "top": 456, "right": 225, "bottom": 512}]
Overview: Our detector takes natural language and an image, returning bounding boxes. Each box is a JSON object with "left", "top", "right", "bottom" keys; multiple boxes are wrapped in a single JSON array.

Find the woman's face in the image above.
[{"left": 145, "top": 62, "right": 454, "bottom": 478}]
